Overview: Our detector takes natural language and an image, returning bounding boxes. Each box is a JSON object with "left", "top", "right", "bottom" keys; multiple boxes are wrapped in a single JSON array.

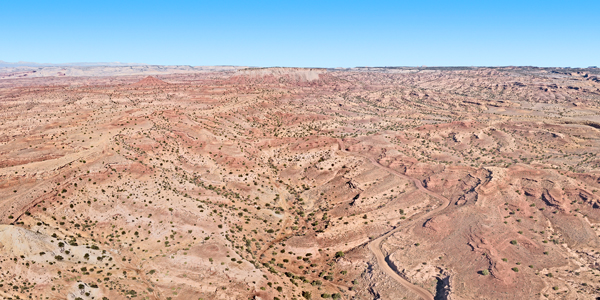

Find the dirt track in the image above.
[{"left": 339, "top": 139, "right": 450, "bottom": 300}]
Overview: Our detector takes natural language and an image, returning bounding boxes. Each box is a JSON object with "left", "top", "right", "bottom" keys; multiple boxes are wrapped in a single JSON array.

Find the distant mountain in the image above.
[
  {"left": 0, "top": 60, "right": 147, "bottom": 67},
  {"left": 131, "top": 76, "right": 169, "bottom": 86}
]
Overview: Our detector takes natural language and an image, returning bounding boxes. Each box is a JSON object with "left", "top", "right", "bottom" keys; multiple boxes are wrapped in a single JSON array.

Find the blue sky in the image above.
[{"left": 1, "top": 0, "right": 598, "bottom": 67}]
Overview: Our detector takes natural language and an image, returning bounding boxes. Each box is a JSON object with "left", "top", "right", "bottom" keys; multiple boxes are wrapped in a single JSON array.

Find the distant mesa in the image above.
[
  {"left": 0, "top": 60, "right": 147, "bottom": 67},
  {"left": 234, "top": 67, "right": 326, "bottom": 82},
  {"left": 133, "top": 76, "right": 169, "bottom": 86}
]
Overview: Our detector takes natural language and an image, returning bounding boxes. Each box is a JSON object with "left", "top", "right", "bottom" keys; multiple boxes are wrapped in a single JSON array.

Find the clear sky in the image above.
[{"left": 1, "top": 0, "right": 598, "bottom": 67}]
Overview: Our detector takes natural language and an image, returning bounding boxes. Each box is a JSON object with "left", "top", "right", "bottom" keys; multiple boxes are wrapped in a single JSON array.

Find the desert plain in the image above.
[{"left": 1, "top": 66, "right": 600, "bottom": 300}]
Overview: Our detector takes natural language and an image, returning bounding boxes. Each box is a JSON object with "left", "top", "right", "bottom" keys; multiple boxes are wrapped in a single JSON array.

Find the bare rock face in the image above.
[
  {"left": 422, "top": 214, "right": 451, "bottom": 235},
  {"left": 1, "top": 66, "right": 600, "bottom": 299},
  {"left": 0, "top": 225, "right": 57, "bottom": 257}
]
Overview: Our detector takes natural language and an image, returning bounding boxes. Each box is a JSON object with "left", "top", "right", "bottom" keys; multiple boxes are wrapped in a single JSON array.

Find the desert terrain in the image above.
[{"left": 1, "top": 66, "right": 600, "bottom": 300}]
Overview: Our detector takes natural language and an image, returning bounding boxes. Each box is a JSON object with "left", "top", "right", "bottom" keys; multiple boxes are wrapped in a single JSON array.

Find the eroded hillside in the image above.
[{"left": 1, "top": 67, "right": 600, "bottom": 300}]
